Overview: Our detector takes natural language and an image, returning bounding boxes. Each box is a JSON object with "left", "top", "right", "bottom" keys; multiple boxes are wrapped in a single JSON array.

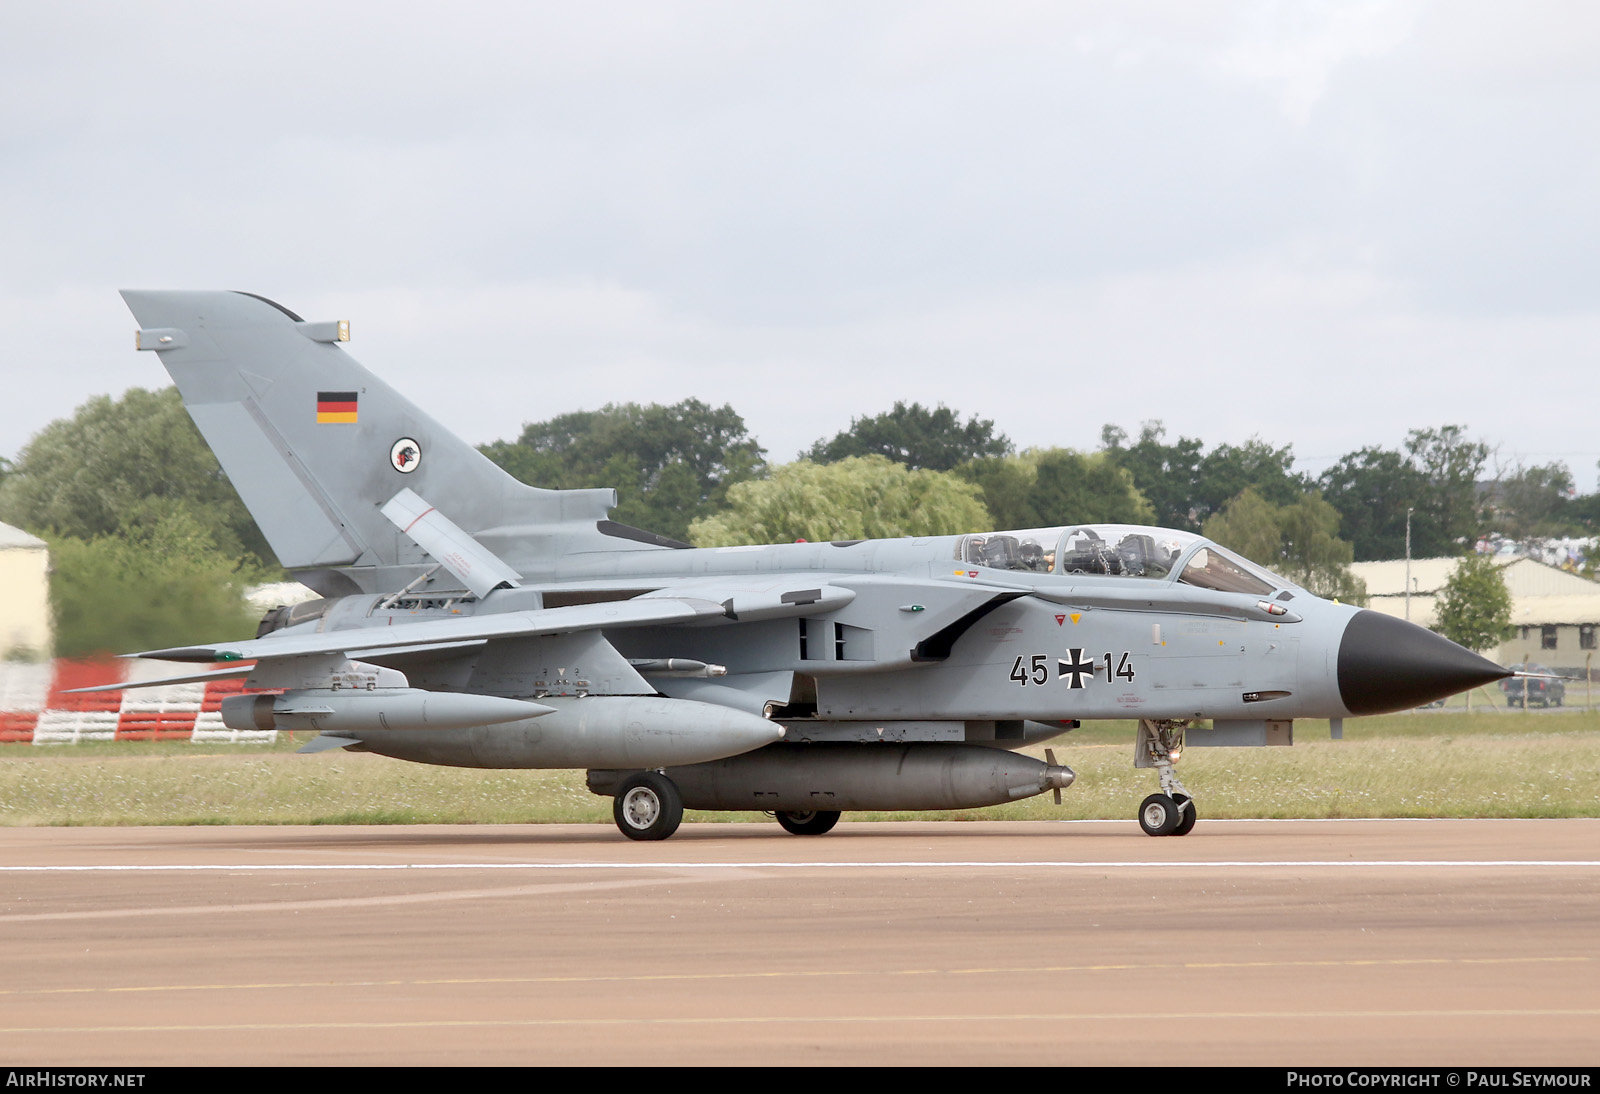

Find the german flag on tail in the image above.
[{"left": 316, "top": 391, "right": 358, "bottom": 424}]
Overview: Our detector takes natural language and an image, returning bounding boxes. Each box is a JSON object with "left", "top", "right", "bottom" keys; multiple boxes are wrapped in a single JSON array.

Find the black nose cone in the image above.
[{"left": 1337, "top": 610, "right": 1513, "bottom": 716}]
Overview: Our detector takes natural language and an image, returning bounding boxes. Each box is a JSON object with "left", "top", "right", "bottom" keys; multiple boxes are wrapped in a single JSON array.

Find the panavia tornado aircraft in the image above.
[{"left": 100, "top": 290, "right": 1511, "bottom": 840}]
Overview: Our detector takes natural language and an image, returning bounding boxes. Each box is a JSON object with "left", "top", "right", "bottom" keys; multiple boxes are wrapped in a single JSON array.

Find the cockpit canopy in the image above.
[{"left": 952, "top": 524, "right": 1287, "bottom": 595}]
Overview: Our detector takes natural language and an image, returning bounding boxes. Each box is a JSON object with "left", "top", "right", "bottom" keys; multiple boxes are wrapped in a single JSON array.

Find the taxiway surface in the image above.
[{"left": 1, "top": 819, "right": 1596, "bottom": 1066}]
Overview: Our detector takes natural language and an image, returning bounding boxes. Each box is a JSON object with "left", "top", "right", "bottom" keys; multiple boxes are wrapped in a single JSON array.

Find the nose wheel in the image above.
[
  {"left": 1135, "top": 719, "right": 1196, "bottom": 837},
  {"left": 1137, "top": 791, "right": 1197, "bottom": 836}
]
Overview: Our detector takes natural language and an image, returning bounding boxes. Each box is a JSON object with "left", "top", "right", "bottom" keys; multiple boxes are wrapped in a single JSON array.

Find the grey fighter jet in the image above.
[{"left": 103, "top": 291, "right": 1510, "bottom": 840}]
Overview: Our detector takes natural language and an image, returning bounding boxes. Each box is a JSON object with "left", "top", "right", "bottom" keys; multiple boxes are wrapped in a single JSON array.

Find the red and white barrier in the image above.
[{"left": 0, "top": 659, "right": 276, "bottom": 744}]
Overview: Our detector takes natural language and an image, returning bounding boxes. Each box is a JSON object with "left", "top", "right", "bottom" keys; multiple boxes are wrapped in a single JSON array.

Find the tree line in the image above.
[
  {"left": 2, "top": 387, "right": 1595, "bottom": 654},
  {"left": 478, "top": 398, "right": 1600, "bottom": 575}
]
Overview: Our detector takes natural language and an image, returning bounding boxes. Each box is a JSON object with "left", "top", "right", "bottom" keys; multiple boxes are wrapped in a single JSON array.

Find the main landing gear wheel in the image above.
[
  {"left": 613, "top": 771, "right": 684, "bottom": 841},
  {"left": 1138, "top": 793, "right": 1181, "bottom": 836},
  {"left": 775, "top": 810, "right": 841, "bottom": 836}
]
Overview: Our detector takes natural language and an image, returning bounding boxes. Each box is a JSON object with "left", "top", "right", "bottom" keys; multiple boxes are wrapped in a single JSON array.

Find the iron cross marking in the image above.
[{"left": 1058, "top": 647, "right": 1095, "bottom": 689}]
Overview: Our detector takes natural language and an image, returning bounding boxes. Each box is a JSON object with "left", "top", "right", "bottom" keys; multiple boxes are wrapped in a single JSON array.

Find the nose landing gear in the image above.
[{"left": 1135, "top": 719, "right": 1196, "bottom": 837}]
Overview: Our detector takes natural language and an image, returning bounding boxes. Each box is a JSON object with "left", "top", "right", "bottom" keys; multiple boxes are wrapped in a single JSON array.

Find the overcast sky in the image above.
[{"left": 3, "top": 1, "right": 1597, "bottom": 485}]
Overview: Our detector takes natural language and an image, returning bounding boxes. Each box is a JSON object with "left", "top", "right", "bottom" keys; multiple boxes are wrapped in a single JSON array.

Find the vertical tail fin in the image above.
[{"left": 120, "top": 290, "right": 613, "bottom": 577}]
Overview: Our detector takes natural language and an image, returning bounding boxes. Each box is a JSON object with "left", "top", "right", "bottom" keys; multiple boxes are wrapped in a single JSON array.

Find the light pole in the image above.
[{"left": 1405, "top": 507, "right": 1413, "bottom": 622}]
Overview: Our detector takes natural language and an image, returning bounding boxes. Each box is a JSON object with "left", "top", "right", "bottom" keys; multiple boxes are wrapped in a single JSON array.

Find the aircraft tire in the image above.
[
  {"left": 1171, "top": 793, "right": 1197, "bottom": 837},
  {"left": 1138, "top": 793, "right": 1181, "bottom": 837},
  {"left": 775, "top": 810, "right": 842, "bottom": 836},
  {"left": 613, "top": 772, "right": 684, "bottom": 841}
]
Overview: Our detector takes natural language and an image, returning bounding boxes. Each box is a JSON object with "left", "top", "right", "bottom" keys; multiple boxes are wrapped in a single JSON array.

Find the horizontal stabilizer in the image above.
[{"left": 63, "top": 665, "right": 253, "bottom": 694}]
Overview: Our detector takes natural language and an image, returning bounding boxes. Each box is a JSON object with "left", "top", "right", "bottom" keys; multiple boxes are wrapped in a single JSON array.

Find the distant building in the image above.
[
  {"left": 0, "top": 522, "right": 51, "bottom": 661},
  {"left": 1350, "top": 556, "right": 1600, "bottom": 674}
]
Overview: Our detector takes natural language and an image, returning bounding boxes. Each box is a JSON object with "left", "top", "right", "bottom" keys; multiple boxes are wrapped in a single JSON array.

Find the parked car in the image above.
[{"left": 1502, "top": 664, "right": 1567, "bottom": 707}]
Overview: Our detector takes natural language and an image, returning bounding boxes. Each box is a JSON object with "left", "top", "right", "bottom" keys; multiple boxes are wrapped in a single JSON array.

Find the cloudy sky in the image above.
[{"left": 3, "top": 1, "right": 1597, "bottom": 484}]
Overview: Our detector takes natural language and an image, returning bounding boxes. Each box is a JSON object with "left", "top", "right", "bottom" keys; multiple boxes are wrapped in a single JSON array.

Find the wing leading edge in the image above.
[{"left": 136, "top": 596, "right": 730, "bottom": 664}]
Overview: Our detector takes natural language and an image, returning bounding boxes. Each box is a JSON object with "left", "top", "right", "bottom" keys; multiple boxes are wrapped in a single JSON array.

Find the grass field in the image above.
[{"left": 1, "top": 709, "right": 1595, "bottom": 827}]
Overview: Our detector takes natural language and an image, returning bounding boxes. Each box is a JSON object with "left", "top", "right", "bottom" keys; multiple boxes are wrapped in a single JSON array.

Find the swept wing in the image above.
[{"left": 136, "top": 596, "right": 729, "bottom": 663}]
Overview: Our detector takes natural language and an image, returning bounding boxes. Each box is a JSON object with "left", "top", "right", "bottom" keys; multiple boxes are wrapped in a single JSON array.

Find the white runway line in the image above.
[
  {"left": 8, "top": 1007, "right": 1600, "bottom": 1036},
  {"left": 2, "top": 859, "right": 1599, "bottom": 872}
]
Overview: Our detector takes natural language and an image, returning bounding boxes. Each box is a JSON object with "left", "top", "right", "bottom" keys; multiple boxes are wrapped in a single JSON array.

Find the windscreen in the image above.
[{"left": 1177, "top": 545, "right": 1280, "bottom": 595}]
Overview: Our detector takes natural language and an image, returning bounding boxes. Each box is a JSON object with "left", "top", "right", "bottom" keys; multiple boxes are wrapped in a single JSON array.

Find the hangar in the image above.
[{"left": 0, "top": 521, "right": 50, "bottom": 662}]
